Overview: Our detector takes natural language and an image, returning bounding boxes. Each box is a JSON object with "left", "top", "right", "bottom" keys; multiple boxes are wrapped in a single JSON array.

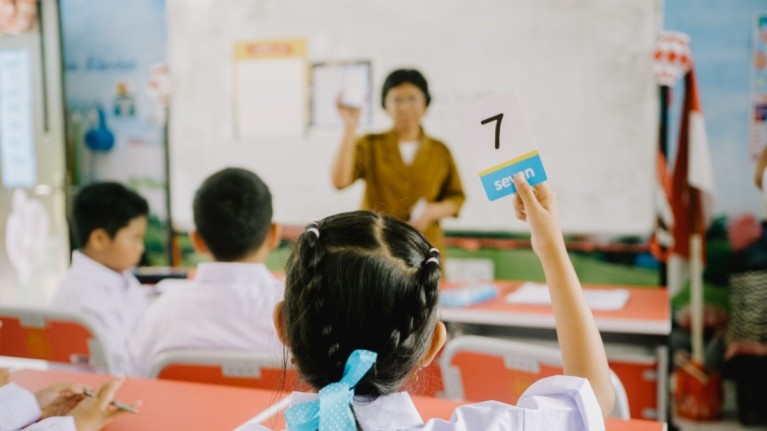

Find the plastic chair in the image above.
[
  {"left": 440, "top": 335, "right": 630, "bottom": 419},
  {"left": 0, "top": 305, "right": 113, "bottom": 373},
  {"left": 149, "top": 349, "right": 299, "bottom": 391}
]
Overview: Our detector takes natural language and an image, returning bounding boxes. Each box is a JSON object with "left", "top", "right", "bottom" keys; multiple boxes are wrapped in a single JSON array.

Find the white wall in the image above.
[{"left": 168, "top": 0, "right": 661, "bottom": 235}]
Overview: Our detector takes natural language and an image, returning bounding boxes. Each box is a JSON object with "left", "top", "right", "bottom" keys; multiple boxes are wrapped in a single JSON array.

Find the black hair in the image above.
[
  {"left": 72, "top": 182, "right": 149, "bottom": 248},
  {"left": 283, "top": 210, "right": 441, "bottom": 397},
  {"left": 380, "top": 68, "right": 432, "bottom": 109},
  {"left": 193, "top": 167, "right": 273, "bottom": 261}
]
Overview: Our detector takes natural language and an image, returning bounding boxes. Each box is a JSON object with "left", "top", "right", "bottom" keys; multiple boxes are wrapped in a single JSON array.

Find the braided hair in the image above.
[{"left": 283, "top": 210, "right": 441, "bottom": 396}]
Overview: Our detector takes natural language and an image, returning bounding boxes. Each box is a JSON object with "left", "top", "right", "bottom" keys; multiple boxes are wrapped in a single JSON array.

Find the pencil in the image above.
[{"left": 82, "top": 388, "right": 138, "bottom": 413}]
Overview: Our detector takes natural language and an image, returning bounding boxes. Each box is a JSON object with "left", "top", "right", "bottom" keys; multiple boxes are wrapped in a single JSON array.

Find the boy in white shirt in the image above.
[
  {"left": 128, "top": 168, "right": 284, "bottom": 377},
  {"left": 51, "top": 183, "right": 150, "bottom": 375}
]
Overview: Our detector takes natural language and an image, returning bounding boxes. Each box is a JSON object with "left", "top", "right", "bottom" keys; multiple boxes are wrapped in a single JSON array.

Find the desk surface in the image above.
[
  {"left": 12, "top": 369, "right": 285, "bottom": 431},
  {"left": 12, "top": 368, "right": 666, "bottom": 431},
  {"left": 439, "top": 282, "right": 670, "bottom": 335}
]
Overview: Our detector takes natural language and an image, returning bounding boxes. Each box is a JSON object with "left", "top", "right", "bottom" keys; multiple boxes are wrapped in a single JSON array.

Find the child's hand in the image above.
[
  {"left": 35, "top": 382, "right": 86, "bottom": 419},
  {"left": 513, "top": 173, "right": 564, "bottom": 256},
  {"left": 68, "top": 377, "right": 137, "bottom": 431}
]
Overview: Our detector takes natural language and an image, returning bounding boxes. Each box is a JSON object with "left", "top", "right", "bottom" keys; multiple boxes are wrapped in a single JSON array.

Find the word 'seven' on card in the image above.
[{"left": 462, "top": 91, "right": 548, "bottom": 201}]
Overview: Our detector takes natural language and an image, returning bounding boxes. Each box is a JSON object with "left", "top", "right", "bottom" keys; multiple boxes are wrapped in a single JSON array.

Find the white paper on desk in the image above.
[{"left": 505, "top": 282, "right": 631, "bottom": 311}]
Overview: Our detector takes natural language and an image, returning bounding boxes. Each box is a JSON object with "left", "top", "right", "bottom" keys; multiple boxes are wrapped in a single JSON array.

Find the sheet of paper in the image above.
[
  {"left": 505, "top": 282, "right": 631, "bottom": 311},
  {"left": 311, "top": 61, "right": 372, "bottom": 126},
  {"left": 233, "top": 39, "right": 307, "bottom": 138}
]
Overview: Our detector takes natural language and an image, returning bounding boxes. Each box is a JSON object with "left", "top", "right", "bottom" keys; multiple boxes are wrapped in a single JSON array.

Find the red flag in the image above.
[{"left": 671, "top": 68, "right": 716, "bottom": 259}]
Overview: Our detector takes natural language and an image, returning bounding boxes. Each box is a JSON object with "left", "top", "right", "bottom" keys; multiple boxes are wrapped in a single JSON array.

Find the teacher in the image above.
[{"left": 331, "top": 68, "right": 465, "bottom": 256}]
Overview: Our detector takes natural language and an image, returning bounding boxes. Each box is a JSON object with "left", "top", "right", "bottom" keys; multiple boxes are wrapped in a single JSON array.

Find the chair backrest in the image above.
[
  {"left": 440, "top": 335, "right": 630, "bottom": 419},
  {"left": 0, "top": 305, "right": 113, "bottom": 373},
  {"left": 149, "top": 349, "right": 299, "bottom": 392}
]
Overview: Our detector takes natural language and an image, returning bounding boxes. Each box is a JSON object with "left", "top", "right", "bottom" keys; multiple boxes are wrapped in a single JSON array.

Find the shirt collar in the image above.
[
  {"left": 71, "top": 250, "right": 135, "bottom": 289},
  {"left": 195, "top": 261, "right": 275, "bottom": 284},
  {"left": 289, "top": 391, "right": 424, "bottom": 430},
  {"left": 385, "top": 127, "right": 430, "bottom": 145}
]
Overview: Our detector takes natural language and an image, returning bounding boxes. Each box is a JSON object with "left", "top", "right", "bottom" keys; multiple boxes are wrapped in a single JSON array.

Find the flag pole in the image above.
[{"left": 690, "top": 233, "right": 704, "bottom": 363}]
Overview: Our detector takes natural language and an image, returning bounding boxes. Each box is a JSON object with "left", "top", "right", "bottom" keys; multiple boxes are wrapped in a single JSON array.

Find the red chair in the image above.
[
  {"left": 149, "top": 349, "right": 300, "bottom": 392},
  {"left": 0, "top": 306, "right": 113, "bottom": 372},
  {"left": 440, "top": 335, "right": 630, "bottom": 419}
]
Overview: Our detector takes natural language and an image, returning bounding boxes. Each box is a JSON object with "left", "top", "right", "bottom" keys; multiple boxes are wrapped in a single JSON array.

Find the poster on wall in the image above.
[
  {"left": 0, "top": 49, "right": 36, "bottom": 188},
  {"left": 233, "top": 38, "right": 307, "bottom": 139},
  {"left": 750, "top": 13, "right": 767, "bottom": 162},
  {"left": 60, "top": 0, "right": 169, "bottom": 264}
]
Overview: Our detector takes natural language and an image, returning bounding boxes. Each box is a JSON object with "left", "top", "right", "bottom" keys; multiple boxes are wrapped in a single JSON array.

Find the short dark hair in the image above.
[
  {"left": 381, "top": 68, "right": 431, "bottom": 109},
  {"left": 72, "top": 182, "right": 149, "bottom": 248},
  {"left": 193, "top": 168, "right": 273, "bottom": 261},
  {"left": 284, "top": 211, "right": 440, "bottom": 398}
]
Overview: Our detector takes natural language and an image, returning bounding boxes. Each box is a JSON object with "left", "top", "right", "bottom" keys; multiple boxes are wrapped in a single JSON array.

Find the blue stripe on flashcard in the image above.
[{"left": 479, "top": 153, "right": 547, "bottom": 201}]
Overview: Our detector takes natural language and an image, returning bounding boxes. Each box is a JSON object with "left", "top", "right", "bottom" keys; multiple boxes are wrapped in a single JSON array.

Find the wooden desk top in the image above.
[{"left": 439, "top": 282, "right": 670, "bottom": 335}]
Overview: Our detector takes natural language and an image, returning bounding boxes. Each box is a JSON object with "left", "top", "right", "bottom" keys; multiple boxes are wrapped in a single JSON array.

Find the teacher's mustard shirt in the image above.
[{"left": 353, "top": 129, "right": 465, "bottom": 254}]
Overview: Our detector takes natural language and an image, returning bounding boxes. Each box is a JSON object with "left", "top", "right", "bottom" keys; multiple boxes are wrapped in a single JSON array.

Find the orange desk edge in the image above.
[
  {"left": 439, "top": 282, "right": 670, "bottom": 335},
  {"left": 11, "top": 368, "right": 287, "bottom": 431}
]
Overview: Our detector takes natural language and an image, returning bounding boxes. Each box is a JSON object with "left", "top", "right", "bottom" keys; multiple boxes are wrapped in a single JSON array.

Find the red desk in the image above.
[
  {"left": 13, "top": 368, "right": 666, "bottom": 430},
  {"left": 12, "top": 369, "right": 286, "bottom": 431},
  {"left": 439, "top": 282, "right": 670, "bottom": 422},
  {"left": 439, "top": 282, "right": 670, "bottom": 335}
]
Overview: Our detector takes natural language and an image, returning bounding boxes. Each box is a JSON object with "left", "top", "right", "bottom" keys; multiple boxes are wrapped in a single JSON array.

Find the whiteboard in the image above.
[{"left": 168, "top": 0, "right": 660, "bottom": 235}]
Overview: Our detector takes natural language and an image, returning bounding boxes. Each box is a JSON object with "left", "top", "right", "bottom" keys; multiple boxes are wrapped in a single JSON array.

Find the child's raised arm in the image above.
[{"left": 512, "top": 173, "right": 615, "bottom": 416}]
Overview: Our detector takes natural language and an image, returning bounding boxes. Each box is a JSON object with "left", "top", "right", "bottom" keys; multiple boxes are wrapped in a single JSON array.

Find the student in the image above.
[
  {"left": 52, "top": 182, "right": 150, "bottom": 375},
  {"left": 128, "top": 168, "right": 284, "bottom": 377},
  {"left": 331, "top": 68, "right": 465, "bottom": 257},
  {"left": 269, "top": 174, "right": 614, "bottom": 430},
  {"left": 0, "top": 368, "right": 132, "bottom": 431}
]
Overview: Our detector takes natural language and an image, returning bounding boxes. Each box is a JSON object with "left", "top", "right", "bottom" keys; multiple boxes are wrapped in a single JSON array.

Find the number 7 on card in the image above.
[{"left": 463, "top": 91, "right": 548, "bottom": 201}]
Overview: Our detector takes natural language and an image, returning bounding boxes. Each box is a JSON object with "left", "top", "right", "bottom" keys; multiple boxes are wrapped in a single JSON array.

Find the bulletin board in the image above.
[{"left": 167, "top": 0, "right": 661, "bottom": 235}]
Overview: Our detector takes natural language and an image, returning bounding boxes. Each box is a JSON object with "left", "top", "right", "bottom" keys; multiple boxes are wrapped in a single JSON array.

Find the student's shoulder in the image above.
[
  {"left": 145, "top": 280, "right": 201, "bottom": 310},
  {"left": 154, "top": 278, "right": 196, "bottom": 295},
  {"left": 54, "top": 268, "right": 105, "bottom": 298}
]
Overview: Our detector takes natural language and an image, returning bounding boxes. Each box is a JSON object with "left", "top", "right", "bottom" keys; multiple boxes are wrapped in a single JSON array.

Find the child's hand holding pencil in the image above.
[{"left": 69, "top": 376, "right": 140, "bottom": 431}]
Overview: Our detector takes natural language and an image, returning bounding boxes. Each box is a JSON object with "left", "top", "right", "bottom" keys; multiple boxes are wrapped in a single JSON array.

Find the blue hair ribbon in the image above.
[{"left": 285, "top": 350, "right": 377, "bottom": 431}]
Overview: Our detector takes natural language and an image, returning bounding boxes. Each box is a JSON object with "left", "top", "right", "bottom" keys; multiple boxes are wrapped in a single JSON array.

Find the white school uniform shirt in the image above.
[
  {"left": 127, "top": 262, "right": 285, "bottom": 377},
  {"left": 0, "top": 383, "right": 76, "bottom": 431},
  {"left": 51, "top": 251, "right": 149, "bottom": 375},
  {"left": 250, "top": 375, "right": 603, "bottom": 431}
]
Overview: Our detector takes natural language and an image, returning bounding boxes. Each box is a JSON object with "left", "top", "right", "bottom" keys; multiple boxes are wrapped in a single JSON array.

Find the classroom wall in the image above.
[
  {"left": 167, "top": 0, "right": 661, "bottom": 236},
  {"left": 664, "top": 0, "right": 767, "bottom": 218}
]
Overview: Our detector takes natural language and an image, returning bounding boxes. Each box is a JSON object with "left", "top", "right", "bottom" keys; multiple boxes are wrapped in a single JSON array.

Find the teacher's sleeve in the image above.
[
  {"left": 352, "top": 135, "right": 371, "bottom": 181},
  {"left": 439, "top": 151, "right": 466, "bottom": 215}
]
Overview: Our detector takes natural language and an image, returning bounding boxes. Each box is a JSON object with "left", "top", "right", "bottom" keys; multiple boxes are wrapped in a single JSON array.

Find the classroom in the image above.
[{"left": 1, "top": 0, "right": 766, "bottom": 430}]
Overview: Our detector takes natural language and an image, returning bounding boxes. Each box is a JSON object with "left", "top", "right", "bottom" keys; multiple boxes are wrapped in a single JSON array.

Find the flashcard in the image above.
[{"left": 462, "top": 91, "right": 548, "bottom": 201}]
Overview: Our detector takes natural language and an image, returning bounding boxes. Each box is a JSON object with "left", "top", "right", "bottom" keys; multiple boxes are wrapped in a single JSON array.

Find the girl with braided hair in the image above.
[{"left": 269, "top": 174, "right": 614, "bottom": 430}]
